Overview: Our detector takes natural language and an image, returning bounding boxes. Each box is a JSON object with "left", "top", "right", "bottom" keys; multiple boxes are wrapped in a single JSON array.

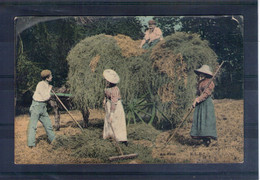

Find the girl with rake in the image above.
[
  {"left": 191, "top": 65, "right": 217, "bottom": 147},
  {"left": 102, "top": 69, "right": 128, "bottom": 146}
]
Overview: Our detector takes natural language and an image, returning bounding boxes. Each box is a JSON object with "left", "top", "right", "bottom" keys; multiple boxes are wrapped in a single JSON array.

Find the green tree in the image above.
[
  {"left": 16, "top": 17, "right": 145, "bottom": 110},
  {"left": 154, "top": 16, "right": 182, "bottom": 36},
  {"left": 79, "top": 17, "right": 144, "bottom": 40},
  {"left": 180, "top": 16, "right": 243, "bottom": 99},
  {"left": 16, "top": 19, "right": 84, "bottom": 107},
  {"left": 16, "top": 36, "right": 41, "bottom": 106}
]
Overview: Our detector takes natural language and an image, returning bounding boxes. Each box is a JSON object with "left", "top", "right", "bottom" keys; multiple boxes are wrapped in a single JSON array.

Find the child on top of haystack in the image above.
[
  {"left": 27, "top": 70, "right": 56, "bottom": 148},
  {"left": 139, "top": 19, "right": 163, "bottom": 49},
  {"left": 102, "top": 69, "right": 128, "bottom": 146}
]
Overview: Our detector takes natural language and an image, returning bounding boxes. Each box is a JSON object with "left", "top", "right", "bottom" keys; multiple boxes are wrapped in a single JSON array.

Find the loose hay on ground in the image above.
[
  {"left": 52, "top": 122, "right": 163, "bottom": 163},
  {"left": 15, "top": 99, "right": 243, "bottom": 164},
  {"left": 127, "top": 123, "right": 161, "bottom": 142},
  {"left": 152, "top": 99, "right": 244, "bottom": 163}
]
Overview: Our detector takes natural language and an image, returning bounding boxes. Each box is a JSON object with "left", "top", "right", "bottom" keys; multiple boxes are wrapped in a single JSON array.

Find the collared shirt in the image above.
[
  {"left": 33, "top": 80, "right": 52, "bottom": 102},
  {"left": 197, "top": 78, "right": 215, "bottom": 102},
  {"left": 144, "top": 27, "right": 163, "bottom": 43}
]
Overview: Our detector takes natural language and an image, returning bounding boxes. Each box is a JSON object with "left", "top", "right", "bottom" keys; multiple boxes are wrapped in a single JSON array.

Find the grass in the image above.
[{"left": 52, "top": 122, "right": 164, "bottom": 163}]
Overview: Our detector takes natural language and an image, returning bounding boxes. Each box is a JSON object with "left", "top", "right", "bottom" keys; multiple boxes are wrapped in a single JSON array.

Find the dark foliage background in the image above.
[
  {"left": 155, "top": 16, "right": 243, "bottom": 99},
  {"left": 15, "top": 16, "right": 243, "bottom": 116}
]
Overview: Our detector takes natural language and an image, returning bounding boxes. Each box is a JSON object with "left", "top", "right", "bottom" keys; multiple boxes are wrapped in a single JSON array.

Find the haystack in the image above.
[
  {"left": 67, "top": 32, "right": 218, "bottom": 129},
  {"left": 150, "top": 32, "right": 218, "bottom": 128}
]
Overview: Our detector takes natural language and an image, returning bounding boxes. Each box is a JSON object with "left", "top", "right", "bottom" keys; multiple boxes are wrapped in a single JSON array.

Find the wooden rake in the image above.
[
  {"left": 51, "top": 90, "right": 84, "bottom": 132},
  {"left": 108, "top": 121, "right": 138, "bottom": 161}
]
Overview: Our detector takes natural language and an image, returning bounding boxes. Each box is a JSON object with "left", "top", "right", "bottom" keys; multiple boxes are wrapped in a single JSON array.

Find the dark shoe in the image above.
[
  {"left": 203, "top": 138, "right": 211, "bottom": 147},
  {"left": 121, "top": 141, "right": 128, "bottom": 146},
  {"left": 29, "top": 146, "right": 34, "bottom": 149},
  {"left": 54, "top": 125, "right": 60, "bottom": 131}
]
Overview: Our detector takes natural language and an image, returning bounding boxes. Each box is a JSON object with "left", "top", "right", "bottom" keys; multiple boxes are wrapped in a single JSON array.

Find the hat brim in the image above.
[
  {"left": 103, "top": 69, "right": 120, "bottom": 84},
  {"left": 194, "top": 70, "right": 213, "bottom": 77}
]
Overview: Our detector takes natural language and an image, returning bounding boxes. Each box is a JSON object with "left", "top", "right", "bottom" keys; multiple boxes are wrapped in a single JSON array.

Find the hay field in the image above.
[{"left": 15, "top": 99, "right": 243, "bottom": 164}]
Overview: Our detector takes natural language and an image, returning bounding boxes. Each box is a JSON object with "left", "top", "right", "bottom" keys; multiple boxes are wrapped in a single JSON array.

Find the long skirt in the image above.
[
  {"left": 103, "top": 100, "right": 127, "bottom": 141},
  {"left": 190, "top": 97, "right": 217, "bottom": 139}
]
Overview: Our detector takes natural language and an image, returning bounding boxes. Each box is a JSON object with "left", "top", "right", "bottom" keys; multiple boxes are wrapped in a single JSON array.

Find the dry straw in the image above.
[{"left": 67, "top": 32, "right": 218, "bottom": 129}]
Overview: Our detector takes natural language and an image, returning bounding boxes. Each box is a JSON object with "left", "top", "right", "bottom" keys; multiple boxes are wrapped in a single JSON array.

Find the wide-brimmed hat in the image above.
[
  {"left": 194, "top": 65, "right": 213, "bottom": 77},
  {"left": 41, "top": 69, "right": 52, "bottom": 78},
  {"left": 103, "top": 69, "right": 120, "bottom": 84},
  {"left": 148, "top": 20, "right": 156, "bottom": 25}
]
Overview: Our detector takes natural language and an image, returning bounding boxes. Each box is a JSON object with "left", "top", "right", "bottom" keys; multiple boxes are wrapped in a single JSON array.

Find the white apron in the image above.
[{"left": 103, "top": 100, "right": 127, "bottom": 141}]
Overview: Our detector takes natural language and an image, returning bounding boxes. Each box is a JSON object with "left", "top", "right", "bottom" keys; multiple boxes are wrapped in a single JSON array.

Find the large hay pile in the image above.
[
  {"left": 67, "top": 33, "right": 218, "bottom": 129},
  {"left": 67, "top": 34, "right": 152, "bottom": 109},
  {"left": 150, "top": 32, "right": 218, "bottom": 128}
]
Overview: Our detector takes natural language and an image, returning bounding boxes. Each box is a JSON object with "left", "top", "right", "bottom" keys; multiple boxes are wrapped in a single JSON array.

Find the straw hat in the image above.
[
  {"left": 194, "top": 65, "right": 213, "bottom": 77},
  {"left": 103, "top": 69, "right": 120, "bottom": 84},
  {"left": 41, "top": 69, "right": 52, "bottom": 78}
]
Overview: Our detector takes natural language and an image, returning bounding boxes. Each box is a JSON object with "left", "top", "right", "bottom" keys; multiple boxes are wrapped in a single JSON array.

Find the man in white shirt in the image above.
[
  {"left": 27, "top": 69, "right": 55, "bottom": 148},
  {"left": 139, "top": 20, "right": 163, "bottom": 49}
]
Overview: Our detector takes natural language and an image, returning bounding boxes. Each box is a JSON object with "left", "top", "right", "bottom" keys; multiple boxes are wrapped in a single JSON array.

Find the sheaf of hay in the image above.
[
  {"left": 152, "top": 52, "right": 187, "bottom": 84},
  {"left": 89, "top": 55, "right": 100, "bottom": 72},
  {"left": 113, "top": 34, "right": 146, "bottom": 58}
]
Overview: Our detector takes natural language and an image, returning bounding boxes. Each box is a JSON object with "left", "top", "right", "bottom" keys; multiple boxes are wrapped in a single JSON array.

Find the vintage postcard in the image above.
[{"left": 15, "top": 15, "right": 244, "bottom": 165}]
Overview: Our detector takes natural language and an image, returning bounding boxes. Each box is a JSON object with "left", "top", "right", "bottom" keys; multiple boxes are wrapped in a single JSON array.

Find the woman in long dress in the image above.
[
  {"left": 102, "top": 69, "right": 128, "bottom": 146},
  {"left": 191, "top": 65, "right": 217, "bottom": 147}
]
